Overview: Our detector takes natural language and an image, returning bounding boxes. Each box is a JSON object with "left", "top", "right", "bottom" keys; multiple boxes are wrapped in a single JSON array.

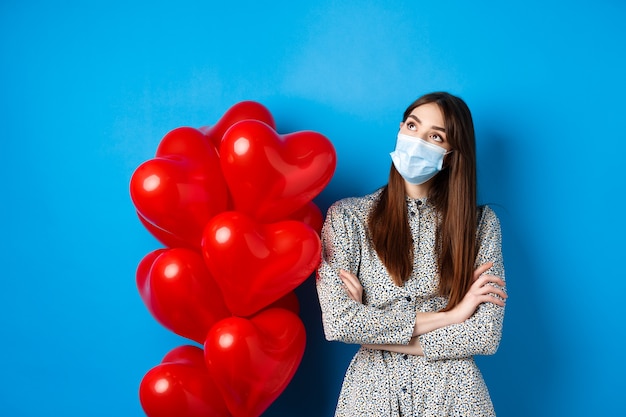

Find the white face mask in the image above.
[{"left": 390, "top": 133, "right": 448, "bottom": 185}]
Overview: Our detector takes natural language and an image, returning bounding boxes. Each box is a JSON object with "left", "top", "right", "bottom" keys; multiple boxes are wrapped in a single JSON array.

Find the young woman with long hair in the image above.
[{"left": 316, "top": 92, "right": 507, "bottom": 416}]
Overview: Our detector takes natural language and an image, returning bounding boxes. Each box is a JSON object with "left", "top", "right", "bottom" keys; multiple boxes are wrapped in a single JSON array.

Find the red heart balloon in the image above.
[
  {"left": 136, "top": 248, "right": 168, "bottom": 318},
  {"left": 137, "top": 211, "right": 195, "bottom": 249},
  {"left": 138, "top": 248, "right": 231, "bottom": 344},
  {"left": 199, "top": 101, "right": 276, "bottom": 150},
  {"left": 140, "top": 345, "right": 231, "bottom": 417},
  {"left": 204, "top": 308, "right": 306, "bottom": 417},
  {"left": 286, "top": 201, "right": 324, "bottom": 235},
  {"left": 130, "top": 127, "right": 230, "bottom": 250},
  {"left": 219, "top": 120, "right": 336, "bottom": 223},
  {"left": 201, "top": 211, "right": 320, "bottom": 317},
  {"left": 160, "top": 345, "right": 207, "bottom": 366},
  {"left": 265, "top": 291, "right": 300, "bottom": 316}
]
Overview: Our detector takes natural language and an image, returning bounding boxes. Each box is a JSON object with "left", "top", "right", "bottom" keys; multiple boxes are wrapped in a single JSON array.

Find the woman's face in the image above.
[{"left": 399, "top": 102, "right": 452, "bottom": 152}]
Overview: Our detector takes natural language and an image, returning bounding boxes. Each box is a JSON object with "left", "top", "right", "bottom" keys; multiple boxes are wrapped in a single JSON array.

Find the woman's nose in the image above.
[
  {"left": 412, "top": 128, "right": 427, "bottom": 139},
  {"left": 402, "top": 126, "right": 425, "bottom": 139}
]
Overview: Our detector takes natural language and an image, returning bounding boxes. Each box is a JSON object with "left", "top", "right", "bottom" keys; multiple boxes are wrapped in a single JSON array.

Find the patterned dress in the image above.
[{"left": 316, "top": 190, "right": 505, "bottom": 417}]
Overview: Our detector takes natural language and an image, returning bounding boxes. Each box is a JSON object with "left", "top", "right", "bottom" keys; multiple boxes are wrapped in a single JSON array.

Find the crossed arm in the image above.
[
  {"left": 316, "top": 202, "right": 506, "bottom": 358},
  {"left": 338, "top": 262, "right": 507, "bottom": 356}
]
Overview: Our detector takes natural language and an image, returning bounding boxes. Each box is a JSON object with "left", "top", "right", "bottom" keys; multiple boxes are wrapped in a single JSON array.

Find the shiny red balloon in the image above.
[
  {"left": 204, "top": 308, "right": 306, "bottom": 417},
  {"left": 265, "top": 291, "right": 300, "bottom": 316},
  {"left": 137, "top": 211, "right": 195, "bottom": 249},
  {"left": 137, "top": 248, "right": 231, "bottom": 344},
  {"left": 220, "top": 119, "right": 336, "bottom": 223},
  {"left": 199, "top": 101, "right": 276, "bottom": 150},
  {"left": 130, "top": 127, "right": 230, "bottom": 250},
  {"left": 286, "top": 201, "right": 324, "bottom": 235},
  {"left": 201, "top": 211, "right": 321, "bottom": 317},
  {"left": 136, "top": 248, "right": 168, "bottom": 319},
  {"left": 133, "top": 101, "right": 331, "bottom": 417},
  {"left": 140, "top": 345, "right": 231, "bottom": 417}
]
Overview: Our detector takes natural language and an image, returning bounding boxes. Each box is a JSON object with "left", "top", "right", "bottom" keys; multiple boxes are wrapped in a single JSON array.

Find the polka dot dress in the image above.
[{"left": 316, "top": 189, "right": 506, "bottom": 417}]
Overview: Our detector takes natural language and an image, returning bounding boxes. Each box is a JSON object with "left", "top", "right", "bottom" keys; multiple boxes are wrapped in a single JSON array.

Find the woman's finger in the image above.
[
  {"left": 482, "top": 294, "right": 506, "bottom": 307},
  {"left": 340, "top": 270, "right": 360, "bottom": 290},
  {"left": 468, "top": 272, "right": 508, "bottom": 307},
  {"left": 477, "top": 285, "right": 507, "bottom": 299},
  {"left": 474, "top": 274, "right": 506, "bottom": 290},
  {"left": 340, "top": 275, "right": 355, "bottom": 293},
  {"left": 472, "top": 278, "right": 508, "bottom": 302},
  {"left": 473, "top": 262, "right": 494, "bottom": 280},
  {"left": 339, "top": 269, "right": 363, "bottom": 302}
]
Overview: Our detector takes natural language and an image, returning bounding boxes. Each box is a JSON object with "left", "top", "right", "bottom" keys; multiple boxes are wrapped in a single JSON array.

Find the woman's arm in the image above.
[
  {"left": 418, "top": 207, "right": 507, "bottom": 360},
  {"left": 316, "top": 202, "right": 416, "bottom": 346},
  {"left": 363, "top": 336, "right": 424, "bottom": 356},
  {"left": 343, "top": 262, "right": 505, "bottom": 336},
  {"left": 341, "top": 262, "right": 506, "bottom": 356},
  {"left": 415, "top": 262, "right": 506, "bottom": 335},
  {"left": 343, "top": 207, "right": 507, "bottom": 359}
]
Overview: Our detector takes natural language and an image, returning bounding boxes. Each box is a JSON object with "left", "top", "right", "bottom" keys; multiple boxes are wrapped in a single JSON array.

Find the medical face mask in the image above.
[{"left": 390, "top": 133, "right": 448, "bottom": 185}]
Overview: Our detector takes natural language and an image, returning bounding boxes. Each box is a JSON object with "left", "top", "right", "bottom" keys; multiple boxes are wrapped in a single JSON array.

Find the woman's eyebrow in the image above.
[
  {"left": 407, "top": 114, "right": 446, "bottom": 132},
  {"left": 407, "top": 115, "right": 420, "bottom": 123}
]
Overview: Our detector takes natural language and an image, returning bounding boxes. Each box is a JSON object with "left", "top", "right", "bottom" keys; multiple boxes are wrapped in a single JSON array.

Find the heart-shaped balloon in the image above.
[
  {"left": 160, "top": 344, "right": 206, "bottom": 365},
  {"left": 265, "top": 291, "right": 300, "bottom": 316},
  {"left": 204, "top": 308, "right": 306, "bottom": 417},
  {"left": 136, "top": 248, "right": 168, "bottom": 319},
  {"left": 140, "top": 345, "right": 231, "bottom": 417},
  {"left": 130, "top": 127, "right": 230, "bottom": 250},
  {"left": 137, "top": 248, "right": 231, "bottom": 344},
  {"left": 199, "top": 101, "right": 276, "bottom": 150},
  {"left": 220, "top": 119, "right": 336, "bottom": 223},
  {"left": 137, "top": 212, "right": 195, "bottom": 249},
  {"left": 201, "top": 211, "right": 320, "bottom": 317},
  {"left": 286, "top": 201, "right": 324, "bottom": 235}
]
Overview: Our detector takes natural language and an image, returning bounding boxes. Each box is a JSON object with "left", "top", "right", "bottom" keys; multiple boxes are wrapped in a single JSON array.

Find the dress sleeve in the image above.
[
  {"left": 419, "top": 206, "right": 506, "bottom": 361},
  {"left": 316, "top": 202, "right": 415, "bottom": 345}
]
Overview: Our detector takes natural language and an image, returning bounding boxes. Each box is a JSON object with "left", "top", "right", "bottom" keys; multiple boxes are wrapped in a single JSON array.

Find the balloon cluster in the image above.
[{"left": 129, "top": 101, "right": 337, "bottom": 417}]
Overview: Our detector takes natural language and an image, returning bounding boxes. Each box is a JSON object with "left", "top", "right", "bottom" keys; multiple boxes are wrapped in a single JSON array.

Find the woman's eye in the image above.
[
  {"left": 431, "top": 134, "right": 443, "bottom": 142},
  {"left": 407, "top": 122, "right": 416, "bottom": 130}
]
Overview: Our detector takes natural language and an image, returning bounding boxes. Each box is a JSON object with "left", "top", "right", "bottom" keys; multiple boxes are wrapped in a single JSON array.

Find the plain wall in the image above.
[{"left": 1, "top": 1, "right": 624, "bottom": 416}]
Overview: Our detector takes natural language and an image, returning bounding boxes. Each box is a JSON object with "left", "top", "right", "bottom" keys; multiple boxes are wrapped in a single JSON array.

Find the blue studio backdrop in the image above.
[{"left": 1, "top": 1, "right": 624, "bottom": 416}]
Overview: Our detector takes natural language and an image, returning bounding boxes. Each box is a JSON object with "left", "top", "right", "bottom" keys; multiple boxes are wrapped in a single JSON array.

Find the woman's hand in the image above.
[
  {"left": 339, "top": 269, "right": 363, "bottom": 303},
  {"left": 449, "top": 262, "right": 507, "bottom": 324}
]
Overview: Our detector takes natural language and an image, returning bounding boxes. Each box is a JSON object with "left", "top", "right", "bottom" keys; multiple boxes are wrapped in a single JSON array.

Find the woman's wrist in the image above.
[
  {"left": 413, "top": 310, "right": 460, "bottom": 337},
  {"left": 441, "top": 309, "right": 461, "bottom": 326}
]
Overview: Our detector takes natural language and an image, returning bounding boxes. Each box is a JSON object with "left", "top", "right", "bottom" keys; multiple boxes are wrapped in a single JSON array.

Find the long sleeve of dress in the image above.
[
  {"left": 419, "top": 206, "right": 506, "bottom": 361},
  {"left": 316, "top": 201, "right": 416, "bottom": 345}
]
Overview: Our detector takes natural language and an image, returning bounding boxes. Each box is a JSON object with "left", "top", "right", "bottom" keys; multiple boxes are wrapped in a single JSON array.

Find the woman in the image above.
[{"left": 316, "top": 92, "right": 507, "bottom": 416}]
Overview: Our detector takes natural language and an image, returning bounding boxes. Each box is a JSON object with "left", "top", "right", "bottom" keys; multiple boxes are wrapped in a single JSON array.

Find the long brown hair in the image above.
[{"left": 368, "top": 92, "right": 477, "bottom": 311}]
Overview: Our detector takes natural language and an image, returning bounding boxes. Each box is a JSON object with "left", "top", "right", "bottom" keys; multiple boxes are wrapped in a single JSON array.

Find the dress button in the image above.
[
  {"left": 403, "top": 354, "right": 408, "bottom": 360},
  {"left": 410, "top": 211, "right": 416, "bottom": 216},
  {"left": 402, "top": 387, "right": 407, "bottom": 393},
  {"left": 406, "top": 296, "right": 411, "bottom": 302},
  {"left": 417, "top": 200, "right": 422, "bottom": 206}
]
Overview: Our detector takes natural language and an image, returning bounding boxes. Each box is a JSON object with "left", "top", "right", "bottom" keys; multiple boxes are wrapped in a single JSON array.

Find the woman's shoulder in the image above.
[
  {"left": 328, "top": 189, "right": 381, "bottom": 215},
  {"left": 324, "top": 190, "right": 382, "bottom": 225},
  {"left": 477, "top": 204, "right": 502, "bottom": 232},
  {"left": 478, "top": 204, "right": 499, "bottom": 219}
]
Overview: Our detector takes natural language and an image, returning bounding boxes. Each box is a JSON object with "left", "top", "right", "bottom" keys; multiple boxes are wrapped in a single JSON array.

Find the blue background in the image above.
[{"left": 1, "top": 1, "right": 624, "bottom": 416}]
